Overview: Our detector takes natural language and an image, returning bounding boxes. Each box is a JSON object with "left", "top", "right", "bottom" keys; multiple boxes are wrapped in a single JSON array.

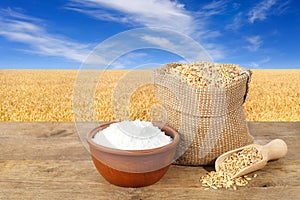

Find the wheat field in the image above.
[{"left": 0, "top": 69, "right": 299, "bottom": 122}]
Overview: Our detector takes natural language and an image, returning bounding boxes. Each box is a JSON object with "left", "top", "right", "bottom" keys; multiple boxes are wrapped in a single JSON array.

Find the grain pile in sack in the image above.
[{"left": 153, "top": 62, "right": 254, "bottom": 165}]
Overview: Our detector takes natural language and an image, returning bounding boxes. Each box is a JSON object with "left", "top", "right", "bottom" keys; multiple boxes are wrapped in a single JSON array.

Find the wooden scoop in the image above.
[{"left": 215, "top": 139, "right": 288, "bottom": 179}]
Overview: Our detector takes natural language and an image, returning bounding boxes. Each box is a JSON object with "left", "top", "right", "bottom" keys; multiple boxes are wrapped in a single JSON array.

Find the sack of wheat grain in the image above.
[{"left": 153, "top": 62, "right": 254, "bottom": 165}]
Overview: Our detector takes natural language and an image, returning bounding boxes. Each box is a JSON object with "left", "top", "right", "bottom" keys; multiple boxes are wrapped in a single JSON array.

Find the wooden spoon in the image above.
[{"left": 215, "top": 139, "right": 288, "bottom": 179}]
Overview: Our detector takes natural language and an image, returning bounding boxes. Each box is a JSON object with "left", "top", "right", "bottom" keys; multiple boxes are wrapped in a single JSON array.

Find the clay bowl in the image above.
[{"left": 87, "top": 122, "right": 180, "bottom": 187}]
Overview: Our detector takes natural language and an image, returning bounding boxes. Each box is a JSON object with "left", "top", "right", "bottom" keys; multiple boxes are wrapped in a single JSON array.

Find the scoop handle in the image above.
[{"left": 263, "top": 139, "right": 288, "bottom": 161}]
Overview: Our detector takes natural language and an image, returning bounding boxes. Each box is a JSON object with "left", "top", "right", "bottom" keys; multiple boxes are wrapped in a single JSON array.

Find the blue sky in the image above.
[{"left": 0, "top": 0, "right": 299, "bottom": 69}]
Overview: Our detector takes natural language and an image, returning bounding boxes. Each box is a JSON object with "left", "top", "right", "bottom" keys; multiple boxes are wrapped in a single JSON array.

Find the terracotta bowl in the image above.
[{"left": 87, "top": 121, "right": 179, "bottom": 187}]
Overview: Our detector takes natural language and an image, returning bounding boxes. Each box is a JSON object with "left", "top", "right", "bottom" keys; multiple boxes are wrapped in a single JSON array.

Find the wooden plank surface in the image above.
[{"left": 0, "top": 122, "right": 299, "bottom": 200}]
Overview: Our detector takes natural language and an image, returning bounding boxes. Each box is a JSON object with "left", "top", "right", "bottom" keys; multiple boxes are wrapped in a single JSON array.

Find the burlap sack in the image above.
[{"left": 153, "top": 63, "right": 254, "bottom": 165}]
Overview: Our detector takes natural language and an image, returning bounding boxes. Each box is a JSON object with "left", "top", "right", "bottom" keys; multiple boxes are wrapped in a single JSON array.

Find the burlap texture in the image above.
[{"left": 153, "top": 63, "right": 254, "bottom": 165}]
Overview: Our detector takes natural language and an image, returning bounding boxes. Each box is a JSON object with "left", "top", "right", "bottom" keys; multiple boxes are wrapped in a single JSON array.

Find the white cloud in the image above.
[
  {"left": 66, "top": 0, "right": 226, "bottom": 61},
  {"left": 0, "top": 7, "right": 43, "bottom": 22},
  {"left": 203, "top": 43, "right": 224, "bottom": 60},
  {"left": 274, "top": 0, "right": 291, "bottom": 15},
  {"left": 249, "top": 62, "right": 259, "bottom": 68},
  {"left": 65, "top": 7, "right": 130, "bottom": 24},
  {"left": 195, "top": 30, "right": 222, "bottom": 41},
  {"left": 0, "top": 1, "right": 229, "bottom": 66},
  {"left": 66, "top": 0, "right": 194, "bottom": 34},
  {"left": 141, "top": 35, "right": 177, "bottom": 50},
  {"left": 226, "top": 12, "right": 243, "bottom": 30},
  {"left": 197, "top": 0, "right": 227, "bottom": 17},
  {"left": 248, "top": 0, "right": 277, "bottom": 23},
  {"left": 0, "top": 8, "right": 92, "bottom": 62},
  {"left": 202, "top": 0, "right": 225, "bottom": 10},
  {"left": 232, "top": 3, "right": 241, "bottom": 10},
  {"left": 139, "top": 33, "right": 213, "bottom": 62},
  {"left": 247, "top": 57, "right": 271, "bottom": 68},
  {"left": 109, "top": 52, "right": 148, "bottom": 69},
  {"left": 245, "top": 36, "right": 263, "bottom": 52}
]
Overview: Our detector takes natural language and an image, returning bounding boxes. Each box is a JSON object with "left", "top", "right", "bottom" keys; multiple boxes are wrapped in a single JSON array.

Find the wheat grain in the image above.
[
  {"left": 166, "top": 62, "right": 243, "bottom": 87},
  {"left": 199, "top": 147, "right": 262, "bottom": 190}
]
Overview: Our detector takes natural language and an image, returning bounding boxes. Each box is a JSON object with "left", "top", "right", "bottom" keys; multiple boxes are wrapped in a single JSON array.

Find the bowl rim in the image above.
[{"left": 87, "top": 121, "right": 180, "bottom": 156}]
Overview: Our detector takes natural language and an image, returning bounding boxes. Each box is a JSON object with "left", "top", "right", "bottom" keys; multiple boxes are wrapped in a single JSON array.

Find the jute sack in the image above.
[{"left": 153, "top": 63, "right": 254, "bottom": 165}]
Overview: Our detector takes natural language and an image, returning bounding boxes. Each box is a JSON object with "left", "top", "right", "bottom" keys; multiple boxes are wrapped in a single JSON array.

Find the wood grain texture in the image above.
[{"left": 0, "top": 122, "right": 299, "bottom": 200}]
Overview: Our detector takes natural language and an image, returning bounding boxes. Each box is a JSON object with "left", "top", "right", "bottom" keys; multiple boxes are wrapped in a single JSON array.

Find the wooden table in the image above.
[{"left": 0, "top": 122, "right": 299, "bottom": 199}]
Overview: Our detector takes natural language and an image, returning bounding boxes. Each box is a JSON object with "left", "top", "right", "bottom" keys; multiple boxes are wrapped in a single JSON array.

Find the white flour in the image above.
[{"left": 92, "top": 120, "right": 172, "bottom": 150}]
